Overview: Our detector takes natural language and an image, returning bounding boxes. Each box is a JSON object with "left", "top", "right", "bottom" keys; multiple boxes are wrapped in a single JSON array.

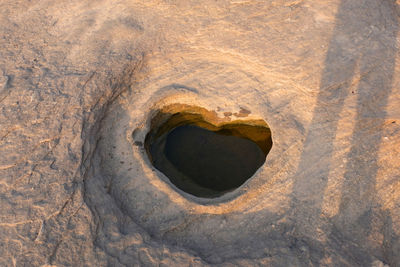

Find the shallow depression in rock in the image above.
[{"left": 144, "top": 107, "right": 273, "bottom": 198}]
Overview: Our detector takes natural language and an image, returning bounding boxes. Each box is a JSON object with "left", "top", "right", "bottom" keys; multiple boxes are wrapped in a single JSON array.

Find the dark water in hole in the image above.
[{"left": 150, "top": 125, "right": 266, "bottom": 197}]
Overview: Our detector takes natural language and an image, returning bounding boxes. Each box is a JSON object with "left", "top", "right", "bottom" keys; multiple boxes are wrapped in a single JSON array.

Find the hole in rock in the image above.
[{"left": 144, "top": 105, "right": 273, "bottom": 198}]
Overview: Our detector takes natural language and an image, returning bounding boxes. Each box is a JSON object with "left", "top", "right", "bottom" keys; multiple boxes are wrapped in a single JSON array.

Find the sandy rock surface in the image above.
[{"left": 1, "top": 0, "right": 400, "bottom": 266}]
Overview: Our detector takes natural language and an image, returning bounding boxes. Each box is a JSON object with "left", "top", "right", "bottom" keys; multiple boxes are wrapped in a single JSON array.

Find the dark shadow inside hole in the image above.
[{"left": 144, "top": 110, "right": 272, "bottom": 198}]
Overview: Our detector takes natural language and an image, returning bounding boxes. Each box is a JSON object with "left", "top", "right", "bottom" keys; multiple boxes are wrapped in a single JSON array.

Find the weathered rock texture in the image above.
[{"left": 1, "top": 0, "right": 400, "bottom": 266}]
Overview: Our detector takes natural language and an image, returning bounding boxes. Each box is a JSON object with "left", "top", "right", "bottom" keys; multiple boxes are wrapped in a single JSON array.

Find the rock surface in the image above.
[{"left": 1, "top": 0, "right": 400, "bottom": 266}]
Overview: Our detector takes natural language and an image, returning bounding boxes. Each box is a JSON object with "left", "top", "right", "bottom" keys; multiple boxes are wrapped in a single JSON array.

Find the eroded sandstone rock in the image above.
[{"left": 1, "top": 0, "right": 399, "bottom": 266}]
